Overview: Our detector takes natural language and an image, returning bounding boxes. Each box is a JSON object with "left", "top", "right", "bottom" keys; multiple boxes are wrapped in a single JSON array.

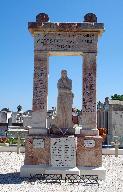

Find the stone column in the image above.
[
  {"left": 82, "top": 53, "right": 97, "bottom": 131},
  {"left": 31, "top": 50, "right": 48, "bottom": 131}
]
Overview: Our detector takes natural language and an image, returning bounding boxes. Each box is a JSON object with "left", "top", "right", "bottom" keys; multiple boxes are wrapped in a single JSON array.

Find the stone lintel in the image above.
[
  {"left": 28, "top": 22, "right": 104, "bottom": 35},
  {"left": 48, "top": 51, "right": 97, "bottom": 56}
]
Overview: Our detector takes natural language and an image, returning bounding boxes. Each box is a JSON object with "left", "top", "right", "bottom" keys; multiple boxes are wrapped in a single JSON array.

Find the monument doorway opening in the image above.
[{"left": 48, "top": 55, "right": 82, "bottom": 110}]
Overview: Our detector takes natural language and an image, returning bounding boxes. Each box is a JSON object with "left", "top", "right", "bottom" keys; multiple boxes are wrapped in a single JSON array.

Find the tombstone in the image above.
[
  {"left": 20, "top": 13, "right": 106, "bottom": 180},
  {"left": 11, "top": 112, "right": 18, "bottom": 123},
  {"left": 0, "top": 112, "right": 7, "bottom": 123}
]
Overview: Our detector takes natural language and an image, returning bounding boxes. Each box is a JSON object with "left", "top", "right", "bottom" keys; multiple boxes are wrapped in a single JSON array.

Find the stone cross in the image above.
[{"left": 111, "top": 139, "right": 120, "bottom": 157}]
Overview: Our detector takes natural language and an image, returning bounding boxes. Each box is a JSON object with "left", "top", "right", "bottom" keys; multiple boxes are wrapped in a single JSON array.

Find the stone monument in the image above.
[
  {"left": 51, "top": 70, "right": 74, "bottom": 135},
  {"left": 57, "top": 70, "right": 73, "bottom": 128},
  {"left": 20, "top": 13, "right": 106, "bottom": 180}
]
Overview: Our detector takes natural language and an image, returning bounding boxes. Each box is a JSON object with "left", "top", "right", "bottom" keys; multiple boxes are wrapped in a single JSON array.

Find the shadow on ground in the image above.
[{"left": 0, "top": 172, "right": 30, "bottom": 184}]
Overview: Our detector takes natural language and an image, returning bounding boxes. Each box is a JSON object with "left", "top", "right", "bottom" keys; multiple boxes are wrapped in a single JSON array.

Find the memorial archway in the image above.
[
  {"left": 28, "top": 13, "right": 104, "bottom": 130},
  {"left": 20, "top": 12, "right": 106, "bottom": 178}
]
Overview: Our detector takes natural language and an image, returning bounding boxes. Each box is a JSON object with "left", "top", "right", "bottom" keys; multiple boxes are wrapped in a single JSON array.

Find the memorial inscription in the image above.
[
  {"left": 33, "top": 138, "right": 44, "bottom": 148},
  {"left": 84, "top": 140, "right": 95, "bottom": 148},
  {"left": 34, "top": 32, "right": 98, "bottom": 52},
  {"left": 51, "top": 137, "right": 76, "bottom": 167}
]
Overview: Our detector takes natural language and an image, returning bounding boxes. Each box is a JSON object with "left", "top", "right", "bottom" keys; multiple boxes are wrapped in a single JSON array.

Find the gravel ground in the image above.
[{"left": 0, "top": 152, "right": 123, "bottom": 192}]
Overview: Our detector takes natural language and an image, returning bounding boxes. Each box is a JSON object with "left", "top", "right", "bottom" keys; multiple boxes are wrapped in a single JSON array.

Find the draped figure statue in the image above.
[{"left": 56, "top": 70, "right": 74, "bottom": 128}]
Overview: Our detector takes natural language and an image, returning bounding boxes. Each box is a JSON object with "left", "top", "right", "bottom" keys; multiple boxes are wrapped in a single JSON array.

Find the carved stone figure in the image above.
[{"left": 56, "top": 70, "right": 74, "bottom": 129}]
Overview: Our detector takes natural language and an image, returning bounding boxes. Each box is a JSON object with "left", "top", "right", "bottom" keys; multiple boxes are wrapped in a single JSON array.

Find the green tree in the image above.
[
  {"left": 17, "top": 105, "right": 22, "bottom": 112},
  {"left": 111, "top": 94, "right": 123, "bottom": 101}
]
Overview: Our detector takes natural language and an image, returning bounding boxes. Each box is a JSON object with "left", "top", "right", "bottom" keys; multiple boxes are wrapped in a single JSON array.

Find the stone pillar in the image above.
[
  {"left": 31, "top": 50, "right": 49, "bottom": 131},
  {"left": 82, "top": 52, "right": 97, "bottom": 131}
]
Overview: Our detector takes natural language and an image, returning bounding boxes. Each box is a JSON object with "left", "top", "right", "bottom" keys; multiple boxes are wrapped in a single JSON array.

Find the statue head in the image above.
[{"left": 61, "top": 70, "right": 67, "bottom": 79}]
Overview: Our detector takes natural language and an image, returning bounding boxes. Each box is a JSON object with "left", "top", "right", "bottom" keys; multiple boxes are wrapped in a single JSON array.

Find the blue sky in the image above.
[{"left": 0, "top": 0, "right": 123, "bottom": 111}]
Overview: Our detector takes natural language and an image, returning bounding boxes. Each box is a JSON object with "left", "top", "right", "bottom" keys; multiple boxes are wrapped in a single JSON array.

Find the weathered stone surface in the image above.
[
  {"left": 33, "top": 51, "right": 48, "bottom": 112},
  {"left": 31, "top": 111, "right": 46, "bottom": 128},
  {"left": 56, "top": 70, "right": 73, "bottom": 129},
  {"left": 22, "top": 14, "right": 105, "bottom": 175},
  {"left": 50, "top": 70, "right": 74, "bottom": 135},
  {"left": 32, "top": 51, "right": 48, "bottom": 128},
  {"left": 82, "top": 53, "right": 97, "bottom": 129},
  {"left": 76, "top": 136, "right": 102, "bottom": 167},
  {"left": 29, "top": 15, "right": 104, "bottom": 131},
  {"left": 34, "top": 32, "right": 98, "bottom": 53},
  {"left": 24, "top": 136, "right": 50, "bottom": 165}
]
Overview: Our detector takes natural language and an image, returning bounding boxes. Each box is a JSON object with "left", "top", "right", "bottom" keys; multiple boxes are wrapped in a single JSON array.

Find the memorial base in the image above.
[
  {"left": 22, "top": 134, "right": 105, "bottom": 180},
  {"left": 20, "top": 165, "right": 106, "bottom": 180}
]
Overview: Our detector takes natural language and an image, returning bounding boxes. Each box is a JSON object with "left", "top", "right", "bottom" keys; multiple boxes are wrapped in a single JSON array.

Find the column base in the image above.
[
  {"left": 29, "top": 128, "right": 48, "bottom": 135},
  {"left": 80, "top": 129, "right": 99, "bottom": 136}
]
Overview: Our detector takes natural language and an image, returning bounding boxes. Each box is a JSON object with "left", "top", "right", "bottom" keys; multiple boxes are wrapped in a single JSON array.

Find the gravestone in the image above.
[{"left": 20, "top": 13, "right": 106, "bottom": 180}]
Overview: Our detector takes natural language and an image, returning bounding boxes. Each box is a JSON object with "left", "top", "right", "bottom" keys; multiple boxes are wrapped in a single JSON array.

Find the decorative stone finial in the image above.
[
  {"left": 84, "top": 13, "right": 97, "bottom": 23},
  {"left": 36, "top": 13, "right": 49, "bottom": 24}
]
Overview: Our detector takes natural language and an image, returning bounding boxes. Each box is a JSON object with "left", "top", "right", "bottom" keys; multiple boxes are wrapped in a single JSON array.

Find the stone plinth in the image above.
[
  {"left": 24, "top": 135, "right": 102, "bottom": 167},
  {"left": 24, "top": 136, "right": 50, "bottom": 165},
  {"left": 20, "top": 165, "right": 106, "bottom": 180},
  {"left": 80, "top": 129, "right": 99, "bottom": 136},
  {"left": 21, "top": 135, "right": 105, "bottom": 179},
  {"left": 21, "top": 135, "right": 105, "bottom": 180},
  {"left": 76, "top": 136, "right": 102, "bottom": 167}
]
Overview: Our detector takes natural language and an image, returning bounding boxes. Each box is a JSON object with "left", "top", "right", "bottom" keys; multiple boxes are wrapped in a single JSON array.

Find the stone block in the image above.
[
  {"left": 82, "top": 112, "right": 97, "bottom": 129},
  {"left": 76, "top": 136, "right": 102, "bottom": 167},
  {"left": 20, "top": 165, "right": 106, "bottom": 180},
  {"left": 78, "top": 166, "right": 106, "bottom": 180},
  {"left": 24, "top": 136, "right": 50, "bottom": 165},
  {"left": 20, "top": 164, "right": 47, "bottom": 177},
  {"left": 32, "top": 111, "right": 46, "bottom": 128},
  {"left": 29, "top": 128, "right": 47, "bottom": 135},
  {"left": 80, "top": 129, "right": 99, "bottom": 136}
]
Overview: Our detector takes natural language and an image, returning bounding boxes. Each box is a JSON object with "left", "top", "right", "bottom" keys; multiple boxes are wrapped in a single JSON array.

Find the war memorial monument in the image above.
[{"left": 20, "top": 13, "right": 106, "bottom": 180}]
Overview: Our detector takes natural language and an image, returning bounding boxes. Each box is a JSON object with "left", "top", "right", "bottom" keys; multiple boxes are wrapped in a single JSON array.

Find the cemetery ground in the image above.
[{"left": 0, "top": 152, "right": 123, "bottom": 192}]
